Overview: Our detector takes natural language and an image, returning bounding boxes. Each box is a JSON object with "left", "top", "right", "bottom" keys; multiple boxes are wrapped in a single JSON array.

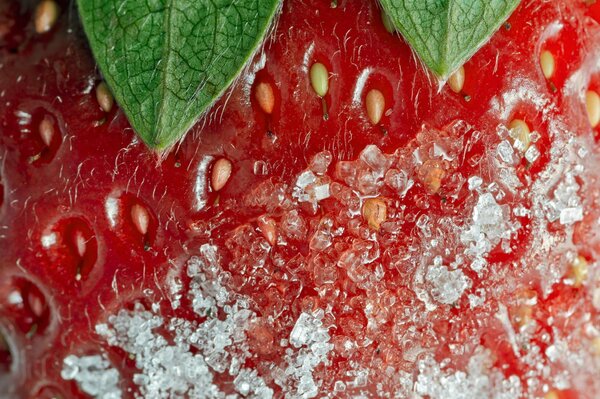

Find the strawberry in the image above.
[{"left": 1, "top": 0, "right": 600, "bottom": 398}]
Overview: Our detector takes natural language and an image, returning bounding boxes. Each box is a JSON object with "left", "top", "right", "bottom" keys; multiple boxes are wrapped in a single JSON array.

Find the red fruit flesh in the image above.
[{"left": 2, "top": 0, "right": 600, "bottom": 398}]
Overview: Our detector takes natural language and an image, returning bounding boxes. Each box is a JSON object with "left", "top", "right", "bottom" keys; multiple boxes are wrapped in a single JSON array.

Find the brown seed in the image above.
[
  {"left": 362, "top": 198, "right": 387, "bottom": 230},
  {"left": 586, "top": 90, "right": 600, "bottom": 128},
  {"left": 255, "top": 81, "right": 275, "bottom": 114},
  {"left": 131, "top": 204, "right": 150, "bottom": 236},
  {"left": 448, "top": 66, "right": 465, "bottom": 93},
  {"left": 508, "top": 119, "right": 531, "bottom": 152},
  {"left": 365, "top": 89, "right": 385, "bottom": 125},
  {"left": 420, "top": 160, "right": 446, "bottom": 194},
  {"left": 96, "top": 82, "right": 114, "bottom": 113},
  {"left": 34, "top": 0, "right": 59, "bottom": 34},
  {"left": 257, "top": 215, "right": 277, "bottom": 245},
  {"left": 514, "top": 305, "right": 533, "bottom": 329},
  {"left": 211, "top": 158, "right": 232, "bottom": 192},
  {"left": 540, "top": 50, "right": 556, "bottom": 79},
  {"left": 38, "top": 116, "right": 54, "bottom": 147}
]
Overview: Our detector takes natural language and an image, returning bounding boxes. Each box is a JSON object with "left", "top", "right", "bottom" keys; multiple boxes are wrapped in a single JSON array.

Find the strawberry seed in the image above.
[
  {"left": 362, "top": 198, "right": 387, "bottom": 230},
  {"left": 540, "top": 50, "right": 555, "bottom": 79},
  {"left": 38, "top": 115, "right": 54, "bottom": 147},
  {"left": 571, "top": 255, "right": 588, "bottom": 287},
  {"left": 34, "top": 0, "right": 59, "bottom": 34},
  {"left": 255, "top": 81, "right": 275, "bottom": 114},
  {"left": 365, "top": 89, "right": 385, "bottom": 125},
  {"left": 586, "top": 90, "right": 600, "bottom": 128},
  {"left": 508, "top": 119, "right": 531, "bottom": 152},
  {"left": 131, "top": 203, "right": 150, "bottom": 236},
  {"left": 448, "top": 66, "right": 465, "bottom": 93},
  {"left": 96, "top": 82, "right": 114, "bottom": 113},
  {"left": 310, "top": 62, "right": 329, "bottom": 97},
  {"left": 211, "top": 158, "right": 232, "bottom": 192}
]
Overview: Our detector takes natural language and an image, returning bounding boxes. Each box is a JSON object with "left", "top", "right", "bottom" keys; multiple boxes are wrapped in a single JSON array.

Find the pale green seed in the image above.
[{"left": 310, "top": 63, "right": 329, "bottom": 97}]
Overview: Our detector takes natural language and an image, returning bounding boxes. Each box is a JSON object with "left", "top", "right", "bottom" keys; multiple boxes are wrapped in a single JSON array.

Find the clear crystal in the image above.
[
  {"left": 426, "top": 264, "right": 471, "bottom": 305},
  {"left": 496, "top": 140, "right": 516, "bottom": 164},
  {"left": 524, "top": 145, "right": 540, "bottom": 163}
]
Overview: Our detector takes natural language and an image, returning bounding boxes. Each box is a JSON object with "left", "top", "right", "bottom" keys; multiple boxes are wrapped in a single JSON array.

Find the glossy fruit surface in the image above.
[{"left": 1, "top": 0, "right": 600, "bottom": 398}]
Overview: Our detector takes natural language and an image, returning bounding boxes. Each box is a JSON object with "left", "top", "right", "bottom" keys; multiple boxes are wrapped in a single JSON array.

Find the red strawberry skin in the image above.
[{"left": 2, "top": 0, "right": 600, "bottom": 398}]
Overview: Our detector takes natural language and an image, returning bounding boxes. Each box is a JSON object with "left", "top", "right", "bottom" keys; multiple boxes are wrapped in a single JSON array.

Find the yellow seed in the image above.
[
  {"left": 211, "top": 158, "right": 232, "bottom": 192},
  {"left": 381, "top": 10, "right": 395, "bottom": 33},
  {"left": 571, "top": 255, "right": 588, "bottom": 287},
  {"left": 310, "top": 62, "right": 329, "bottom": 97},
  {"left": 96, "top": 82, "right": 114, "bottom": 113},
  {"left": 508, "top": 119, "right": 531, "bottom": 152},
  {"left": 38, "top": 116, "right": 54, "bottom": 146},
  {"left": 448, "top": 66, "right": 465, "bottom": 93},
  {"left": 131, "top": 204, "right": 150, "bottom": 236},
  {"left": 540, "top": 50, "right": 556, "bottom": 79},
  {"left": 34, "top": 0, "right": 59, "bottom": 34},
  {"left": 255, "top": 81, "right": 275, "bottom": 114},
  {"left": 544, "top": 390, "right": 560, "bottom": 399},
  {"left": 362, "top": 198, "right": 387, "bottom": 230},
  {"left": 586, "top": 90, "right": 600, "bottom": 128},
  {"left": 513, "top": 289, "right": 537, "bottom": 329},
  {"left": 365, "top": 89, "right": 385, "bottom": 125},
  {"left": 592, "top": 337, "right": 600, "bottom": 356}
]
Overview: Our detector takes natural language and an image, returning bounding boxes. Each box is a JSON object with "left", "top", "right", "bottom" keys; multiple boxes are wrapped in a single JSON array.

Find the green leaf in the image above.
[
  {"left": 77, "top": 0, "right": 281, "bottom": 150},
  {"left": 379, "top": 0, "right": 520, "bottom": 78}
]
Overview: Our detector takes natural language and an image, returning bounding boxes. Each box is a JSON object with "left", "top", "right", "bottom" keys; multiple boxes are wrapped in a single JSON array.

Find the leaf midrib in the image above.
[
  {"left": 154, "top": 0, "right": 174, "bottom": 148},
  {"left": 441, "top": 0, "right": 453, "bottom": 77}
]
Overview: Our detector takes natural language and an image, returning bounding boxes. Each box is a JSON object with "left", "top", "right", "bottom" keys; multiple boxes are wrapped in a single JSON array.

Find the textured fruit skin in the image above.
[{"left": 2, "top": 0, "right": 600, "bottom": 398}]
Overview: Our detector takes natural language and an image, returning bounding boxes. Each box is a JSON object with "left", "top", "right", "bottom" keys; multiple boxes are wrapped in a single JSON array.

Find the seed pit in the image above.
[
  {"left": 107, "top": 193, "right": 158, "bottom": 249},
  {"left": 359, "top": 74, "right": 394, "bottom": 132},
  {"left": 127, "top": 201, "right": 157, "bottom": 249},
  {"left": 538, "top": 23, "right": 583, "bottom": 91},
  {"left": 30, "top": 384, "right": 65, "bottom": 399},
  {"left": 0, "top": 330, "right": 13, "bottom": 375},
  {"left": 19, "top": 107, "right": 63, "bottom": 165},
  {"left": 0, "top": 277, "right": 50, "bottom": 337},
  {"left": 42, "top": 217, "right": 98, "bottom": 282}
]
